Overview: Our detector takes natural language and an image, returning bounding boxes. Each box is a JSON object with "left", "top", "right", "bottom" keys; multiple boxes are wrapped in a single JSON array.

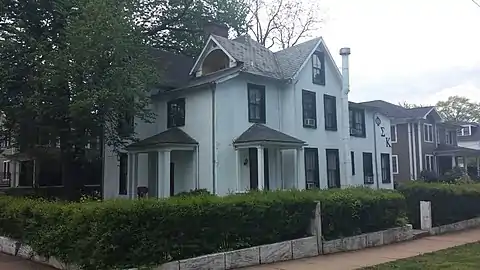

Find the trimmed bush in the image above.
[
  {"left": 398, "top": 182, "right": 480, "bottom": 228},
  {"left": 0, "top": 188, "right": 406, "bottom": 269}
]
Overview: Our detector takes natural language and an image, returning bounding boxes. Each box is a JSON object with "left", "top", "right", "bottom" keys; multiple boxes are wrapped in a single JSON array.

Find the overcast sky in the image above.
[{"left": 321, "top": 0, "right": 480, "bottom": 105}]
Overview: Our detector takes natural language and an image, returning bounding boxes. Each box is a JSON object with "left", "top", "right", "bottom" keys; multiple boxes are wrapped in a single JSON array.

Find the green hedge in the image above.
[
  {"left": 398, "top": 182, "right": 480, "bottom": 228},
  {"left": 0, "top": 188, "right": 406, "bottom": 269}
]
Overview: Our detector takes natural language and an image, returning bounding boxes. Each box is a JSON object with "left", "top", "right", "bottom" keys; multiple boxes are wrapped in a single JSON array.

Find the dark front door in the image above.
[
  {"left": 438, "top": 156, "right": 453, "bottom": 175},
  {"left": 326, "top": 149, "right": 340, "bottom": 188},
  {"left": 248, "top": 148, "right": 269, "bottom": 190},
  {"left": 170, "top": 162, "right": 175, "bottom": 196},
  {"left": 19, "top": 160, "right": 34, "bottom": 187}
]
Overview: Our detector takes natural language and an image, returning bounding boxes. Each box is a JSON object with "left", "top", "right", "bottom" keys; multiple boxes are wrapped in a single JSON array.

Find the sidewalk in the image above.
[
  {"left": 245, "top": 227, "right": 480, "bottom": 270},
  {"left": 0, "top": 253, "right": 54, "bottom": 270}
]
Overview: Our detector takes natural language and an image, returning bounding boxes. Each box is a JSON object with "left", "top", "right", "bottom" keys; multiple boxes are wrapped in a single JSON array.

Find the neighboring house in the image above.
[
  {"left": 103, "top": 23, "right": 394, "bottom": 199},
  {"left": 358, "top": 101, "right": 480, "bottom": 182},
  {"left": 457, "top": 122, "right": 480, "bottom": 150}
]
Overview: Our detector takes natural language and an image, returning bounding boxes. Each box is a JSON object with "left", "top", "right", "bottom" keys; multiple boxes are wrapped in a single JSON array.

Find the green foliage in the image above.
[
  {"left": 173, "top": 188, "right": 212, "bottom": 197},
  {"left": 398, "top": 182, "right": 480, "bottom": 228},
  {"left": 0, "top": 188, "right": 406, "bottom": 269},
  {"left": 436, "top": 96, "right": 480, "bottom": 122}
]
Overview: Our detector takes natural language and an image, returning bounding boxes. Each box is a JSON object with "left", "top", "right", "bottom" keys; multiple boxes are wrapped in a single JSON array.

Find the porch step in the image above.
[{"left": 412, "top": 229, "right": 430, "bottom": 239}]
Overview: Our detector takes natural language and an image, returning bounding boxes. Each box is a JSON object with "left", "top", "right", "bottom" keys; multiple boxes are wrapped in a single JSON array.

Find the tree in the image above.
[
  {"left": 436, "top": 96, "right": 480, "bottom": 122},
  {"left": 246, "top": 0, "right": 324, "bottom": 49},
  {"left": 398, "top": 101, "right": 429, "bottom": 109},
  {"left": 138, "top": 0, "right": 249, "bottom": 57},
  {"left": 0, "top": 0, "right": 159, "bottom": 197}
]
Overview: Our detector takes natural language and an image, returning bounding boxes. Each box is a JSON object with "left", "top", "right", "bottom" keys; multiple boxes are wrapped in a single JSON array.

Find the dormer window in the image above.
[
  {"left": 312, "top": 51, "right": 325, "bottom": 85},
  {"left": 458, "top": 125, "right": 471, "bottom": 136},
  {"left": 201, "top": 49, "right": 229, "bottom": 75}
]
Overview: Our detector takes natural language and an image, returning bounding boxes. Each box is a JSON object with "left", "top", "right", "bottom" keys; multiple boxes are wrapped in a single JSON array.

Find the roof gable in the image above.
[
  {"left": 189, "top": 35, "right": 237, "bottom": 76},
  {"left": 234, "top": 124, "right": 305, "bottom": 145}
]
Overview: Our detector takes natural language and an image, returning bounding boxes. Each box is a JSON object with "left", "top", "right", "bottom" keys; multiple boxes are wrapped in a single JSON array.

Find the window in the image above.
[
  {"left": 349, "top": 108, "right": 365, "bottom": 137},
  {"left": 247, "top": 84, "right": 266, "bottom": 123},
  {"left": 363, "top": 152, "right": 374, "bottom": 184},
  {"left": 167, "top": 98, "right": 186, "bottom": 128},
  {"left": 326, "top": 149, "right": 340, "bottom": 188},
  {"left": 392, "top": 155, "right": 399, "bottom": 174},
  {"left": 2, "top": 161, "right": 10, "bottom": 180},
  {"left": 423, "top": 123, "right": 433, "bottom": 142},
  {"left": 351, "top": 151, "right": 355, "bottom": 175},
  {"left": 324, "top": 95, "right": 337, "bottom": 131},
  {"left": 381, "top": 153, "right": 391, "bottom": 183},
  {"left": 302, "top": 90, "right": 317, "bottom": 128},
  {"left": 445, "top": 131, "right": 454, "bottom": 145},
  {"left": 425, "top": 155, "right": 434, "bottom": 171},
  {"left": 117, "top": 111, "right": 135, "bottom": 137},
  {"left": 312, "top": 51, "right": 325, "bottom": 85},
  {"left": 458, "top": 126, "right": 471, "bottom": 136},
  {"left": 304, "top": 148, "right": 319, "bottom": 189},
  {"left": 391, "top": 125, "right": 397, "bottom": 143},
  {"left": 118, "top": 153, "right": 128, "bottom": 195}
]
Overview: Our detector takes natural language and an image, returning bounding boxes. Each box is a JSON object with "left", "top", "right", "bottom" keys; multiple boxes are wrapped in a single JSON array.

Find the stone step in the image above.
[{"left": 412, "top": 229, "right": 430, "bottom": 239}]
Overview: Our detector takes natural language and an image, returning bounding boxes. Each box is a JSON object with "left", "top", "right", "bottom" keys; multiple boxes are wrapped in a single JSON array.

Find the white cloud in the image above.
[{"left": 425, "top": 82, "right": 480, "bottom": 104}]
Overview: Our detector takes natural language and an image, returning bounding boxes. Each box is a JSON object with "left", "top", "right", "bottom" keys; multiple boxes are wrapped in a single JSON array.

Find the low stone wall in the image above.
[{"left": 428, "top": 217, "right": 480, "bottom": 236}]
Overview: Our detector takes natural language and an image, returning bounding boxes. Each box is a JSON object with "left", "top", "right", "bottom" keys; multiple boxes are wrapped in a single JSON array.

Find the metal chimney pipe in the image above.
[{"left": 340, "top": 47, "right": 352, "bottom": 187}]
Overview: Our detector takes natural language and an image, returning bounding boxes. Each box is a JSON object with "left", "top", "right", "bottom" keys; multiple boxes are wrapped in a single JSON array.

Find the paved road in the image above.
[
  {"left": 246, "top": 227, "right": 480, "bottom": 270},
  {"left": 0, "top": 253, "right": 54, "bottom": 270}
]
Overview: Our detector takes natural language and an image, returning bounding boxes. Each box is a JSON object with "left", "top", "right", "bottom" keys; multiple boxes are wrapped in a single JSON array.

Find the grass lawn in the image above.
[{"left": 364, "top": 242, "right": 480, "bottom": 270}]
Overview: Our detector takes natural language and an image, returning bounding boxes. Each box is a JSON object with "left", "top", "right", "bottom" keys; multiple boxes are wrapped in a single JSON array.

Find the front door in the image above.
[
  {"left": 170, "top": 162, "right": 175, "bottom": 196},
  {"left": 248, "top": 148, "right": 269, "bottom": 190},
  {"left": 438, "top": 156, "right": 453, "bottom": 175},
  {"left": 326, "top": 149, "right": 340, "bottom": 188}
]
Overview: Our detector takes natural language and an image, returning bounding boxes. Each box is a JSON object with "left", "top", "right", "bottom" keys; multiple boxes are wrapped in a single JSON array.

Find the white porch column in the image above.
[
  {"left": 476, "top": 157, "right": 480, "bottom": 177},
  {"left": 293, "top": 149, "right": 298, "bottom": 189},
  {"left": 297, "top": 147, "right": 305, "bottom": 190},
  {"left": 235, "top": 148, "right": 241, "bottom": 192},
  {"left": 276, "top": 149, "right": 283, "bottom": 189},
  {"left": 192, "top": 147, "right": 198, "bottom": 190},
  {"left": 133, "top": 153, "right": 139, "bottom": 198},
  {"left": 452, "top": 156, "right": 456, "bottom": 168},
  {"left": 161, "top": 150, "right": 171, "bottom": 198},
  {"left": 127, "top": 153, "right": 133, "bottom": 198},
  {"left": 257, "top": 146, "right": 265, "bottom": 190}
]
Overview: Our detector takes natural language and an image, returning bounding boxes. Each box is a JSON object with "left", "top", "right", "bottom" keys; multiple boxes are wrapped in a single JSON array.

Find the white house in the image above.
[{"left": 102, "top": 24, "right": 394, "bottom": 199}]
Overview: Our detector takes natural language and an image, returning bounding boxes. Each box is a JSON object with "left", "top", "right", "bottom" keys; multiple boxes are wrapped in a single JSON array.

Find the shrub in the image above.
[
  {"left": 0, "top": 188, "right": 407, "bottom": 269},
  {"left": 173, "top": 188, "right": 212, "bottom": 197},
  {"left": 398, "top": 182, "right": 480, "bottom": 228},
  {"left": 419, "top": 170, "right": 439, "bottom": 183}
]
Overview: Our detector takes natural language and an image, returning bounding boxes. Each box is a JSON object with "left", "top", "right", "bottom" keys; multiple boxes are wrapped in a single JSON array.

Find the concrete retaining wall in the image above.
[{"left": 428, "top": 217, "right": 480, "bottom": 236}]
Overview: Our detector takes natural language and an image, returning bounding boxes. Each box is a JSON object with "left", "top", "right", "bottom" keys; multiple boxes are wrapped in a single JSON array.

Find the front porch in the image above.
[
  {"left": 233, "top": 124, "right": 307, "bottom": 192},
  {"left": 126, "top": 128, "right": 199, "bottom": 198},
  {"left": 434, "top": 145, "right": 480, "bottom": 178}
]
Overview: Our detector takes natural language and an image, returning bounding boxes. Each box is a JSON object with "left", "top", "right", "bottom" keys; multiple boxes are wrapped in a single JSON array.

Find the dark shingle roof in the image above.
[
  {"left": 434, "top": 144, "right": 480, "bottom": 155},
  {"left": 234, "top": 124, "right": 305, "bottom": 144},
  {"left": 359, "top": 100, "right": 435, "bottom": 120},
  {"left": 127, "top": 128, "right": 197, "bottom": 149},
  {"left": 406, "top": 107, "right": 434, "bottom": 118},
  {"left": 274, "top": 38, "right": 321, "bottom": 78},
  {"left": 150, "top": 49, "right": 195, "bottom": 88}
]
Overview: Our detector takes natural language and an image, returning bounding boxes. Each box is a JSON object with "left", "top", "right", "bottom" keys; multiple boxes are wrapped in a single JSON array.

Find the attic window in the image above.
[
  {"left": 201, "top": 49, "right": 229, "bottom": 75},
  {"left": 312, "top": 51, "right": 325, "bottom": 85}
]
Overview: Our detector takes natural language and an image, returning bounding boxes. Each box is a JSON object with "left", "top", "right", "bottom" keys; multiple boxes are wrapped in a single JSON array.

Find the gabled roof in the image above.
[
  {"left": 127, "top": 128, "right": 197, "bottom": 149},
  {"left": 359, "top": 100, "right": 439, "bottom": 121},
  {"left": 234, "top": 124, "right": 305, "bottom": 145},
  {"left": 150, "top": 49, "right": 194, "bottom": 88},
  {"left": 407, "top": 106, "right": 435, "bottom": 118},
  {"left": 434, "top": 144, "right": 480, "bottom": 155},
  {"left": 274, "top": 38, "right": 321, "bottom": 78}
]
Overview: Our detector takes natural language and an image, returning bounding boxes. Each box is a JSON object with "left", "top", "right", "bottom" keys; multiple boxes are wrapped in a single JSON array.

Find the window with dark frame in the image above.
[
  {"left": 117, "top": 111, "right": 135, "bottom": 137},
  {"left": 2, "top": 161, "right": 10, "bottom": 180},
  {"left": 248, "top": 84, "right": 266, "bottom": 123},
  {"left": 304, "top": 148, "right": 319, "bottom": 189},
  {"left": 349, "top": 107, "right": 366, "bottom": 137},
  {"left": 312, "top": 51, "right": 326, "bottom": 85},
  {"left": 391, "top": 125, "right": 397, "bottom": 143},
  {"left": 118, "top": 153, "right": 128, "bottom": 195},
  {"left": 392, "top": 155, "right": 399, "bottom": 174},
  {"left": 351, "top": 151, "right": 355, "bottom": 175},
  {"left": 167, "top": 98, "right": 186, "bottom": 128},
  {"left": 324, "top": 95, "right": 337, "bottom": 131},
  {"left": 363, "top": 152, "right": 374, "bottom": 184},
  {"left": 425, "top": 155, "right": 434, "bottom": 171},
  {"left": 326, "top": 149, "right": 340, "bottom": 188},
  {"left": 302, "top": 90, "right": 317, "bottom": 128},
  {"left": 381, "top": 153, "right": 391, "bottom": 183}
]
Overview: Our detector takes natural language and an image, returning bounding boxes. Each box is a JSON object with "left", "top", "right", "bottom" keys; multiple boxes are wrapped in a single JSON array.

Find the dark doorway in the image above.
[
  {"left": 19, "top": 160, "right": 34, "bottom": 187},
  {"left": 438, "top": 156, "right": 453, "bottom": 175},
  {"left": 326, "top": 149, "right": 340, "bottom": 188},
  {"left": 170, "top": 162, "right": 175, "bottom": 196},
  {"left": 248, "top": 148, "right": 269, "bottom": 190}
]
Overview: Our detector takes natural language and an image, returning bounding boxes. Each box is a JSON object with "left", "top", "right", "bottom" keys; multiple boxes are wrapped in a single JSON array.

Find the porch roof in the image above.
[
  {"left": 127, "top": 128, "right": 198, "bottom": 150},
  {"left": 234, "top": 124, "right": 305, "bottom": 146},
  {"left": 434, "top": 144, "right": 480, "bottom": 156}
]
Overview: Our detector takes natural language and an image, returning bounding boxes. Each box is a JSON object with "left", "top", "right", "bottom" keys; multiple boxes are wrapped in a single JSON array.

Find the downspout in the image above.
[
  {"left": 411, "top": 123, "right": 418, "bottom": 179},
  {"left": 407, "top": 123, "right": 413, "bottom": 180},
  {"left": 340, "top": 48, "right": 352, "bottom": 187},
  {"left": 417, "top": 121, "right": 423, "bottom": 172},
  {"left": 210, "top": 83, "right": 217, "bottom": 194},
  {"left": 373, "top": 113, "right": 380, "bottom": 189}
]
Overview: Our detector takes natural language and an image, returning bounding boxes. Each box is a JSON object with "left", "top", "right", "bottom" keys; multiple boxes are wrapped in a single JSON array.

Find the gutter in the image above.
[
  {"left": 210, "top": 83, "right": 217, "bottom": 194},
  {"left": 417, "top": 121, "right": 423, "bottom": 172},
  {"left": 407, "top": 123, "right": 413, "bottom": 180},
  {"left": 373, "top": 113, "right": 380, "bottom": 189},
  {"left": 411, "top": 123, "right": 418, "bottom": 179}
]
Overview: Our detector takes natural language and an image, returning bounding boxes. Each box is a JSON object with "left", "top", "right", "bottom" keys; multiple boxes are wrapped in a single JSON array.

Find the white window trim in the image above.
[
  {"left": 391, "top": 124, "right": 397, "bottom": 143},
  {"left": 424, "top": 123, "right": 434, "bottom": 143},
  {"left": 425, "top": 154, "right": 434, "bottom": 171},
  {"left": 392, "top": 155, "right": 399, "bottom": 174}
]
